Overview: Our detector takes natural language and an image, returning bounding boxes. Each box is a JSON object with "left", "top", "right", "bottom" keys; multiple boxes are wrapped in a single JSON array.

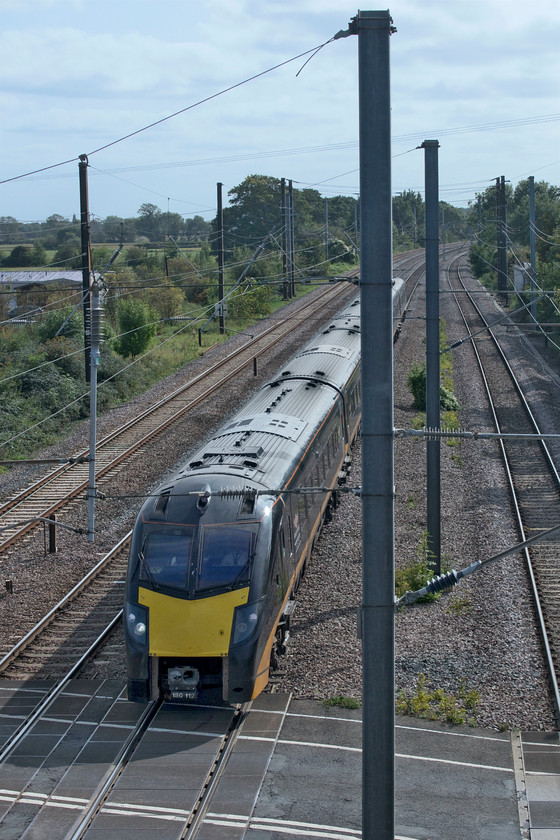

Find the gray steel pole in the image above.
[
  {"left": 281, "top": 178, "right": 288, "bottom": 300},
  {"left": 529, "top": 176, "right": 537, "bottom": 328},
  {"left": 355, "top": 11, "right": 395, "bottom": 839},
  {"left": 289, "top": 180, "right": 295, "bottom": 297},
  {"left": 477, "top": 195, "right": 482, "bottom": 245},
  {"left": 87, "top": 281, "right": 102, "bottom": 543},
  {"left": 79, "top": 155, "right": 92, "bottom": 383},
  {"left": 286, "top": 189, "right": 293, "bottom": 299},
  {"left": 501, "top": 175, "right": 508, "bottom": 304},
  {"left": 324, "top": 197, "right": 329, "bottom": 262},
  {"left": 422, "top": 139, "right": 441, "bottom": 572}
]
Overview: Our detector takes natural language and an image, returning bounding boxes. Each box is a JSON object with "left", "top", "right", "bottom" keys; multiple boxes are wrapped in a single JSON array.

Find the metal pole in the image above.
[
  {"left": 496, "top": 176, "right": 507, "bottom": 301},
  {"left": 217, "top": 182, "right": 225, "bottom": 333},
  {"left": 79, "top": 155, "right": 92, "bottom": 383},
  {"left": 422, "top": 139, "right": 441, "bottom": 572},
  {"left": 477, "top": 195, "right": 482, "bottom": 245},
  {"left": 324, "top": 197, "right": 329, "bottom": 262},
  {"left": 529, "top": 176, "right": 537, "bottom": 329},
  {"left": 355, "top": 11, "right": 395, "bottom": 840},
  {"left": 87, "top": 281, "right": 102, "bottom": 543},
  {"left": 289, "top": 179, "right": 295, "bottom": 297},
  {"left": 286, "top": 188, "right": 293, "bottom": 299},
  {"left": 281, "top": 178, "right": 288, "bottom": 300},
  {"left": 501, "top": 175, "right": 508, "bottom": 305}
]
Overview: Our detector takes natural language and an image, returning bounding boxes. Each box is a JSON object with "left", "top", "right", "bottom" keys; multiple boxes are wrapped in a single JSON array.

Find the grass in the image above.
[
  {"left": 395, "top": 531, "right": 441, "bottom": 604},
  {"left": 322, "top": 696, "right": 361, "bottom": 710},
  {"left": 446, "top": 595, "right": 472, "bottom": 616},
  {"left": 396, "top": 674, "right": 480, "bottom": 726}
]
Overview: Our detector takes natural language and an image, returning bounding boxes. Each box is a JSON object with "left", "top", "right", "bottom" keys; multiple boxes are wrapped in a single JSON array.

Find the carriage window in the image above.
[
  {"left": 141, "top": 529, "right": 194, "bottom": 589},
  {"left": 197, "top": 526, "right": 256, "bottom": 591}
]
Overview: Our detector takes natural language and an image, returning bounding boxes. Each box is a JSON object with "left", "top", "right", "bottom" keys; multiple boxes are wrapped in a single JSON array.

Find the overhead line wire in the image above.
[{"left": 0, "top": 39, "right": 334, "bottom": 187}]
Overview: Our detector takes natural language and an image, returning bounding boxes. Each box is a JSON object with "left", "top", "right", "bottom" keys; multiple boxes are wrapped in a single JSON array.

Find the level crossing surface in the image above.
[{"left": 0, "top": 682, "right": 558, "bottom": 839}]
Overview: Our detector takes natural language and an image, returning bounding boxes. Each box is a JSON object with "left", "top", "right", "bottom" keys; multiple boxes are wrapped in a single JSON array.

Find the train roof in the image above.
[{"left": 176, "top": 374, "right": 340, "bottom": 491}]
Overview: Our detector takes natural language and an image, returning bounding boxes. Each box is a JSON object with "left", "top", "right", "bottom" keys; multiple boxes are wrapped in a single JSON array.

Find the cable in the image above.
[
  {"left": 1, "top": 39, "right": 335, "bottom": 186},
  {"left": 87, "top": 41, "right": 335, "bottom": 156}
]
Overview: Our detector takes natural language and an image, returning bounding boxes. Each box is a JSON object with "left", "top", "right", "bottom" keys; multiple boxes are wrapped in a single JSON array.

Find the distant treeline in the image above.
[{"left": 0, "top": 175, "right": 470, "bottom": 271}]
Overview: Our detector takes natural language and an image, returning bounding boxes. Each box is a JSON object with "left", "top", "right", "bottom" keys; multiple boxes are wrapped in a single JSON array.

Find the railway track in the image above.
[
  {"left": 0, "top": 534, "right": 130, "bottom": 674},
  {"left": 0, "top": 282, "right": 352, "bottom": 552},
  {"left": 0, "top": 255, "right": 424, "bottom": 555},
  {"left": 447, "top": 254, "right": 560, "bottom": 720},
  {"left": 0, "top": 669, "right": 250, "bottom": 839}
]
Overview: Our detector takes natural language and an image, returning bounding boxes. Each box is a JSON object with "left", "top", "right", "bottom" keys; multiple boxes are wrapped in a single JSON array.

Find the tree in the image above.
[
  {"left": 467, "top": 178, "right": 560, "bottom": 302},
  {"left": 145, "top": 279, "right": 185, "bottom": 320},
  {"left": 159, "top": 211, "right": 185, "bottom": 239},
  {"left": 137, "top": 204, "right": 162, "bottom": 241},
  {"left": 53, "top": 243, "right": 82, "bottom": 270},
  {"left": 393, "top": 191, "right": 424, "bottom": 247},
  {"left": 102, "top": 215, "right": 137, "bottom": 243},
  {"left": 184, "top": 215, "right": 211, "bottom": 243},
  {"left": 4, "top": 245, "right": 35, "bottom": 267},
  {"left": 115, "top": 298, "right": 157, "bottom": 358},
  {"left": 31, "top": 241, "right": 47, "bottom": 266},
  {"left": 38, "top": 307, "right": 82, "bottom": 341},
  {"left": 0, "top": 216, "right": 20, "bottom": 244},
  {"left": 217, "top": 175, "right": 282, "bottom": 251}
]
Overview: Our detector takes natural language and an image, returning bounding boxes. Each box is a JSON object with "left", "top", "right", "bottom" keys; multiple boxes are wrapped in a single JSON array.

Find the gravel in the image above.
[{"left": 1, "top": 274, "right": 557, "bottom": 730}]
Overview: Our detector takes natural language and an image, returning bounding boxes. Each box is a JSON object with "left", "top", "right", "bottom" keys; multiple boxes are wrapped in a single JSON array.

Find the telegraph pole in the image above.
[
  {"left": 79, "top": 155, "right": 92, "bottom": 382},
  {"left": 217, "top": 182, "right": 225, "bottom": 332},
  {"left": 353, "top": 10, "right": 396, "bottom": 839},
  {"left": 422, "top": 139, "right": 441, "bottom": 573}
]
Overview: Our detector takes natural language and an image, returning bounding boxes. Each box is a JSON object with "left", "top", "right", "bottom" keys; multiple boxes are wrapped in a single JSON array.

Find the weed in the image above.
[
  {"left": 322, "top": 695, "right": 361, "bottom": 710},
  {"left": 396, "top": 673, "right": 480, "bottom": 725},
  {"left": 395, "top": 531, "right": 440, "bottom": 603},
  {"left": 446, "top": 596, "right": 472, "bottom": 616}
]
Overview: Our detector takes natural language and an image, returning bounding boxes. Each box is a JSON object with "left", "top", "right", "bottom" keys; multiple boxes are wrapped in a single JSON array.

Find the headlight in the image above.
[
  {"left": 126, "top": 601, "right": 148, "bottom": 644},
  {"left": 231, "top": 599, "right": 263, "bottom": 646}
]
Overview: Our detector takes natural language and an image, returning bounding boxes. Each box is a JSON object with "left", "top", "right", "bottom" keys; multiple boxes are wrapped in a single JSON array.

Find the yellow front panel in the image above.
[{"left": 139, "top": 586, "right": 249, "bottom": 658}]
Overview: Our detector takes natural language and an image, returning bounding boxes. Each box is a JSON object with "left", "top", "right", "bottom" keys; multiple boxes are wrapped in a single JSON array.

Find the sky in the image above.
[{"left": 1, "top": 0, "right": 559, "bottom": 225}]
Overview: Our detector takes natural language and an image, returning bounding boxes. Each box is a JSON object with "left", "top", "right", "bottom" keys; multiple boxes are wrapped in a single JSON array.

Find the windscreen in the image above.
[
  {"left": 197, "top": 526, "right": 256, "bottom": 592},
  {"left": 140, "top": 529, "right": 194, "bottom": 589}
]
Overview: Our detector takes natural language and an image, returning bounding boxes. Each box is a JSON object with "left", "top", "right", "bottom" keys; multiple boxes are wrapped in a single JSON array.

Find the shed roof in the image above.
[{"left": 0, "top": 270, "right": 86, "bottom": 287}]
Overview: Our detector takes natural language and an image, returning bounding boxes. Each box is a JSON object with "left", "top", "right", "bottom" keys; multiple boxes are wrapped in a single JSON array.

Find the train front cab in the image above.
[{"left": 124, "top": 485, "right": 290, "bottom": 705}]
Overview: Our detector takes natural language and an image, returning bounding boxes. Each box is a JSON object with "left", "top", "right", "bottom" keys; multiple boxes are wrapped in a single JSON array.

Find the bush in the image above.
[
  {"left": 115, "top": 299, "right": 157, "bottom": 358},
  {"left": 407, "top": 362, "right": 459, "bottom": 412},
  {"left": 227, "top": 284, "right": 272, "bottom": 320},
  {"left": 37, "top": 307, "right": 83, "bottom": 342},
  {"left": 4, "top": 245, "right": 35, "bottom": 267}
]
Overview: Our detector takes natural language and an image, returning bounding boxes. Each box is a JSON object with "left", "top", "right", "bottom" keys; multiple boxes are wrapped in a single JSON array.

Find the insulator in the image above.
[
  {"left": 90, "top": 307, "right": 104, "bottom": 342},
  {"left": 426, "top": 569, "right": 459, "bottom": 594}
]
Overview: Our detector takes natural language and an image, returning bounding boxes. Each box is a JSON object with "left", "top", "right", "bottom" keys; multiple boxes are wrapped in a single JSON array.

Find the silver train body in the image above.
[{"left": 124, "top": 278, "right": 406, "bottom": 704}]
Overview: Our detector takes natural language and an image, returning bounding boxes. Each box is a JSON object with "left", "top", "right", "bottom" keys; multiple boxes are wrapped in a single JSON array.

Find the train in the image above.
[{"left": 124, "top": 278, "right": 406, "bottom": 704}]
